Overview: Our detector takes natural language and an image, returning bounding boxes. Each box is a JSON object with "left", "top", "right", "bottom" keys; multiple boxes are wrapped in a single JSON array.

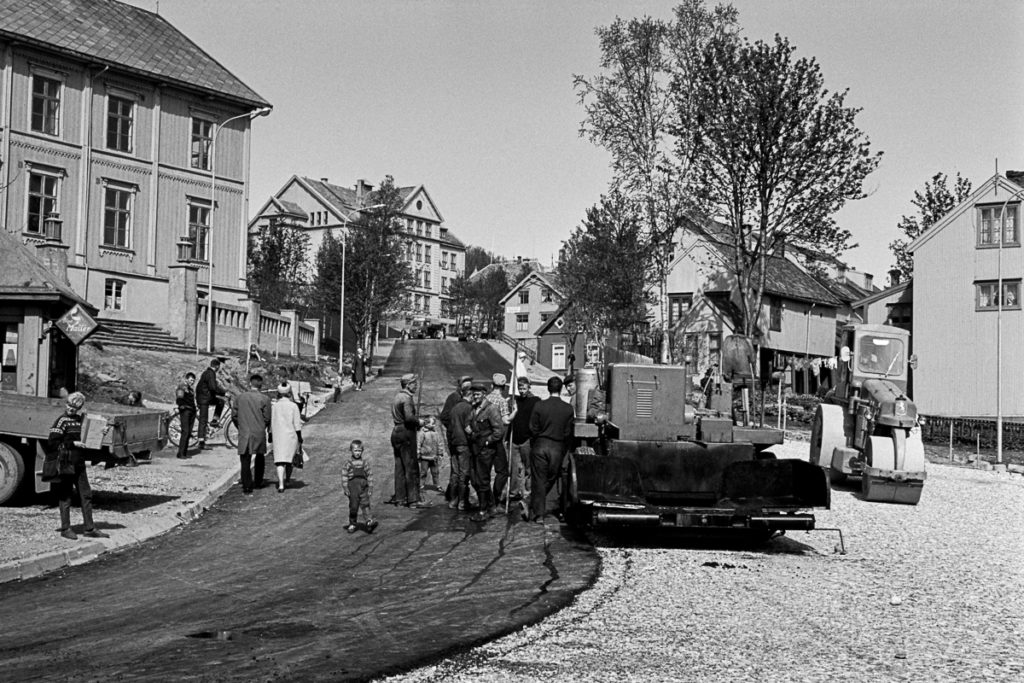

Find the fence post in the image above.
[{"left": 949, "top": 421, "right": 953, "bottom": 462}]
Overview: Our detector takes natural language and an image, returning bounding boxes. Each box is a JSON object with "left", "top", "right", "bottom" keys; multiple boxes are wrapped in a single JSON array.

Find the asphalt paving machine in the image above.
[
  {"left": 809, "top": 323, "right": 926, "bottom": 505},
  {"left": 561, "top": 337, "right": 830, "bottom": 536}
]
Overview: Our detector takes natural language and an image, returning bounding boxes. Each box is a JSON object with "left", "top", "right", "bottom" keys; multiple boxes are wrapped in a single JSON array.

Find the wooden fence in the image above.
[{"left": 920, "top": 415, "right": 1024, "bottom": 451}]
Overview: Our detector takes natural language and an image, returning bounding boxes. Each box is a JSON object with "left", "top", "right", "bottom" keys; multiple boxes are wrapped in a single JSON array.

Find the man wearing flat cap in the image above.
[
  {"left": 439, "top": 375, "right": 473, "bottom": 501},
  {"left": 469, "top": 380, "right": 506, "bottom": 521},
  {"left": 484, "top": 372, "right": 515, "bottom": 508},
  {"left": 390, "top": 373, "right": 427, "bottom": 507}
]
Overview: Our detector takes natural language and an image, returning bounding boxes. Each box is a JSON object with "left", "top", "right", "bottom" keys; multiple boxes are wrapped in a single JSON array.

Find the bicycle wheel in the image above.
[
  {"left": 168, "top": 413, "right": 199, "bottom": 449},
  {"left": 225, "top": 419, "right": 238, "bottom": 448}
]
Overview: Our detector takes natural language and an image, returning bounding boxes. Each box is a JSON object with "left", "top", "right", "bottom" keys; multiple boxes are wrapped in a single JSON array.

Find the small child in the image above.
[
  {"left": 343, "top": 440, "right": 377, "bottom": 533},
  {"left": 417, "top": 416, "right": 445, "bottom": 491}
]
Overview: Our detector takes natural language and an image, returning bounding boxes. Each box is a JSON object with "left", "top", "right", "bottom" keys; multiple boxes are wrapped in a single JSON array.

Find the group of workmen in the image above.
[{"left": 389, "top": 371, "right": 575, "bottom": 523}]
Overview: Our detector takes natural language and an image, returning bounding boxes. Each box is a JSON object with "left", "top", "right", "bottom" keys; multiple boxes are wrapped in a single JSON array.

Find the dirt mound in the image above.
[{"left": 78, "top": 345, "right": 338, "bottom": 405}]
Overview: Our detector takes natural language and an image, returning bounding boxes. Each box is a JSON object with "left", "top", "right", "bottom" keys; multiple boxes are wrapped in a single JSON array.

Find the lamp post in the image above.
[
  {"left": 992, "top": 182, "right": 1024, "bottom": 465},
  {"left": 337, "top": 204, "right": 385, "bottom": 374},
  {"left": 205, "top": 106, "right": 272, "bottom": 354}
]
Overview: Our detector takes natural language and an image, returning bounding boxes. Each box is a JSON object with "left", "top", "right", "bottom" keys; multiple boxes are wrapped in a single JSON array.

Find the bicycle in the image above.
[{"left": 167, "top": 398, "right": 238, "bottom": 450}]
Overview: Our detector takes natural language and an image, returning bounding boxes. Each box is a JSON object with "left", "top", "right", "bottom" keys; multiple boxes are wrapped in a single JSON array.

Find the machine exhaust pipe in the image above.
[{"left": 595, "top": 512, "right": 662, "bottom": 526}]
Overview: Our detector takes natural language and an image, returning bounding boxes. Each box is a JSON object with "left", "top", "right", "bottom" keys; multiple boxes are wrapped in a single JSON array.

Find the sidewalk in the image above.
[{"left": 0, "top": 385, "right": 340, "bottom": 584}]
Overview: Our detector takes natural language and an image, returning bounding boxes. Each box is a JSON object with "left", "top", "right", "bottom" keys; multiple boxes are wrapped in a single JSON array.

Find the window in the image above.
[
  {"left": 769, "top": 297, "right": 783, "bottom": 332},
  {"left": 106, "top": 96, "right": 134, "bottom": 153},
  {"left": 440, "top": 300, "right": 450, "bottom": 318},
  {"left": 102, "top": 185, "right": 133, "bottom": 248},
  {"left": 104, "top": 279, "right": 125, "bottom": 311},
  {"left": 441, "top": 276, "right": 448, "bottom": 294},
  {"left": 668, "top": 293, "right": 693, "bottom": 326},
  {"left": 516, "top": 313, "right": 529, "bottom": 332},
  {"left": 441, "top": 252, "right": 449, "bottom": 269},
  {"left": 978, "top": 205, "right": 1019, "bottom": 247},
  {"left": 423, "top": 270, "right": 431, "bottom": 289},
  {"left": 190, "top": 117, "right": 214, "bottom": 170},
  {"left": 708, "top": 333, "right": 722, "bottom": 368},
  {"left": 424, "top": 245, "right": 431, "bottom": 263},
  {"left": 976, "top": 280, "right": 1021, "bottom": 310},
  {"left": 415, "top": 244, "right": 422, "bottom": 262},
  {"left": 540, "top": 313, "right": 550, "bottom": 323},
  {"left": 31, "top": 75, "right": 61, "bottom": 135},
  {"left": 542, "top": 287, "right": 553, "bottom": 303},
  {"left": 1, "top": 323, "right": 18, "bottom": 393},
  {"left": 425, "top": 223, "right": 432, "bottom": 238},
  {"left": 518, "top": 290, "right": 530, "bottom": 305},
  {"left": 26, "top": 171, "right": 59, "bottom": 235},
  {"left": 188, "top": 200, "right": 211, "bottom": 261}
]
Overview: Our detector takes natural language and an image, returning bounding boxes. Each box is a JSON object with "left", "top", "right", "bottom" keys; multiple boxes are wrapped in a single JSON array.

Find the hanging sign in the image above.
[{"left": 54, "top": 304, "right": 98, "bottom": 346}]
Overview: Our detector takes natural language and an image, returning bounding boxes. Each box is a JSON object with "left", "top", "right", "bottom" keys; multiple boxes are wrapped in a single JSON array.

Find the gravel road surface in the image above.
[{"left": 384, "top": 440, "right": 1024, "bottom": 682}]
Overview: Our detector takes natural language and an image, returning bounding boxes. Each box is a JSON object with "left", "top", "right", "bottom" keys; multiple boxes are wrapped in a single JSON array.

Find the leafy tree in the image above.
[
  {"left": 575, "top": 1, "right": 739, "bottom": 362},
  {"left": 446, "top": 273, "right": 474, "bottom": 332},
  {"left": 464, "top": 246, "right": 497, "bottom": 276},
  {"left": 247, "top": 218, "right": 311, "bottom": 312},
  {"left": 889, "top": 172, "right": 972, "bottom": 282},
  {"left": 474, "top": 266, "right": 509, "bottom": 337},
  {"left": 559, "top": 190, "right": 655, "bottom": 352},
  {"left": 310, "top": 229, "right": 345, "bottom": 345},
  {"left": 679, "top": 32, "right": 881, "bottom": 339}
]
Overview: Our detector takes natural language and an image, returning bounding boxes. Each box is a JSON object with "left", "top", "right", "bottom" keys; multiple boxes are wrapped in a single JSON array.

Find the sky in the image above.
[{"left": 128, "top": 0, "right": 1024, "bottom": 286}]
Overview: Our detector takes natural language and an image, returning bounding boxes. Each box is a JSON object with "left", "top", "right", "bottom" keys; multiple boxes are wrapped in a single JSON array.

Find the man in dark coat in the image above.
[
  {"left": 175, "top": 372, "right": 197, "bottom": 459},
  {"left": 509, "top": 376, "right": 541, "bottom": 509},
  {"left": 527, "top": 375, "right": 575, "bottom": 522},
  {"left": 447, "top": 383, "right": 474, "bottom": 511},
  {"left": 195, "top": 358, "right": 227, "bottom": 450},
  {"left": 439, "top": 375, "right": 473, "bottom": 500},
  {"left": 468, "top": 381, "right": 505, "bottom": 521},
  {"left": 235, "top": 374, "right": 272, "bottom": 495},
  {"left": 390, "top": 373, "right": 427, "bottom": 507}
]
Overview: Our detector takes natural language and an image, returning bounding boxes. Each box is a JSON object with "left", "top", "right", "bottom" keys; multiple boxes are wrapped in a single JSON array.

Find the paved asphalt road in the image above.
[{"left": 0, "top": 340, "right": 599, "bottom": 682}]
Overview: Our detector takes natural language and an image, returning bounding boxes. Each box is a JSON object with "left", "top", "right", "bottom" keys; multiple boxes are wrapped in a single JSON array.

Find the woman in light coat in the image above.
[{"left": 271, "top": 383, "right": 304, "bottom": 492}]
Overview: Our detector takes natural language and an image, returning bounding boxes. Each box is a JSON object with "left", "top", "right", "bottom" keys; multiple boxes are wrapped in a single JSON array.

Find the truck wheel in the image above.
[
  {"left": 560, "top": 456, "right": 588, "bottom": 528},
  {"left": 810, "top": 404, "right": 845, "bottom": 468},
  {"left": 0, "top": 442, "right": 26, "bottom": 505}
]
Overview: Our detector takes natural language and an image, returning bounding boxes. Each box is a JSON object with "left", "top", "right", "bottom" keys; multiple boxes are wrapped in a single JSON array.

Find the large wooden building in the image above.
[
  {"left": 250, "top": 176, "right": 466, "bottom": 345},
  {"left": 0, "top": 0, "right": 270, "bottom": 341},
  {"left": 909, "top": 172, "right": 1023, "bottom": 417}
]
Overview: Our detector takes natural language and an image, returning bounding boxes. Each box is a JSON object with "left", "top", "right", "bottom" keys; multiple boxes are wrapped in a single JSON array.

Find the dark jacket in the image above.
[
  {"left": 391, "top": 388, "right": 419, "bottom": 431},
  {"left": 234, "top": 390, "right": 271, "bottom": 455},
  {"left": 195, "top": 367, "right": 225, "bottom": 405},
  {"left": 439, "top": 389, "right": 462, "bottom": 434},
  {"left": 470, "top": 400, "right": 505, "bottom": 450},
  {"left": 511, "top": 394, "right": 541, "bottom": 444},
  {"left": 529, "top": 396, "right": 575, "bottom": 443},
  {"left": 176, "top": 382, "right": 196, "bottom": 413},
  {"left": 449, "top": 398, "right": 473, "bottom": 448}
]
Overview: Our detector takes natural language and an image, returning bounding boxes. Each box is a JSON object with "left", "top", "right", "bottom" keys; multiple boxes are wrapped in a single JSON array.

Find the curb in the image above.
[
  {"left": 0, "top": 463, "right": 241, "bottom": 586},
  {"left": 0, "top": 382, "right": 352, "bottom": 586}
]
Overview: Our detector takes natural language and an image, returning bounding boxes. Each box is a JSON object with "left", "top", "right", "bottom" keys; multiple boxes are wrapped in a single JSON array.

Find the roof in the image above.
[
  {"left": 686, "top": 220, "right": 842, "bottom": 306},
  {"left": 498, "top": 270, "right": 563, "bottom": 305},
  {"left": 908, "top": 173, "right": 1019, "bottom": 254},
  {"left": 470, "top": 259, "right": 546, "bottom": 287},
  {"left": 0, "top": 0, "right": 269, "bottom": 108},
  {"left": 0, "top": 230, "right": 92, "bottom": 309},
  {"left": 534, "top": 301, "right": 572, "bottom": 337},
  {"left": 852, "top": 279, "right": 912, "bottom": 308}
]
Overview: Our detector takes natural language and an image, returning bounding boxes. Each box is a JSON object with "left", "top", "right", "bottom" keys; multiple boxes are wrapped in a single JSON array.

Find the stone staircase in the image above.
[{"left": 88, "top": 319, "right": 194, "bottom": 353}]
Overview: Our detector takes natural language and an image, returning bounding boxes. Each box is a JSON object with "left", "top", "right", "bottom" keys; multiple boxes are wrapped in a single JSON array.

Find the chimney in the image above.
[
  {"left": 35, "top": 213, "right": 71, "bottom": 287},
  {"left": 888, "top": 269, "right": 901, "bottom": 286},
  {"left": 320, "top": 177, "right": 329, "bottom": 183},
  {"left": 355, "top": 179, "right": 372, "bottom": 201}
]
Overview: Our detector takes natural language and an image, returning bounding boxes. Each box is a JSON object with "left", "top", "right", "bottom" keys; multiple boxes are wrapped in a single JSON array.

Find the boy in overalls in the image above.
[{"left": 343, "top": 440, "right": 378, "bottom": 533}]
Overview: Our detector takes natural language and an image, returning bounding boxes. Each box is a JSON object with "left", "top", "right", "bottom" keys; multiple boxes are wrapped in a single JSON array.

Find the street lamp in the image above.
[
  {"left": 992, "top": 181, "right": 1024, "bottom": 465},
  {"left": 205, "top": 105, "right": 272, "bottom": 353},
  {"left": 337, "top": 203, "right": 385, "bottom": 374}
]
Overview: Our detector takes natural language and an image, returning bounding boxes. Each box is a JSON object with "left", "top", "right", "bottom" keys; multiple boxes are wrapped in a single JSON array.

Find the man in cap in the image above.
[
  {"left": 447, "top": 381, "right": 475, "bottom": 510},
  {"left": 439, "top": 375, "right": 473, "bottom": 500},
  {"left": 48, "top": 392, "right": 109, "bottom": 540},
  {"left": 468, "top": 381, "right": 505, "bottom": 521},
  {"left": 390, "top": 373, "right": 428, "bottom": 507},
  {"left": 528, "top": 375, "right": 575, "bottom": 522},
  {"left": 485, "top": 372, "right": 514, "bottom": 507},
  {"left": 509, "top": 376, "right": 540, "bottom": 509},
  {"left": 195, "top": 358, "right": 227, "bottom": 450}
]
